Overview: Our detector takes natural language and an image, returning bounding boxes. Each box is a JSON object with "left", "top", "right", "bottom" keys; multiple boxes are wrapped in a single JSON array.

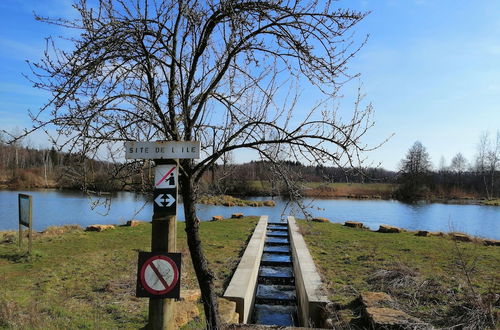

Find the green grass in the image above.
[
  {"left": 298, "top": 221, "right": 499, "bottom": 327},
  {"left": 0, "top": 217, "right": 259, "bottom": 329}
]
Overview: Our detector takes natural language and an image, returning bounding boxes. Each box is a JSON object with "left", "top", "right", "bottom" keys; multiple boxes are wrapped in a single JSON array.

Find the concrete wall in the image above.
[
  {"left": 223, "top": 215, "right": 268, "bottom": 323},
  {"left": 288, "top": 216, "right": 329, "bottom": 327}
]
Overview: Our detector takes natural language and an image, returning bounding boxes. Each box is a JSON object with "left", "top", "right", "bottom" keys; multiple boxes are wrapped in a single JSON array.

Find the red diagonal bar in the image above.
[
  {"left": 156, "top": 166, "right": 176, "bottom": 187},
  {"left": 149, "top": 260, "right": 170, "bottom": 290}
]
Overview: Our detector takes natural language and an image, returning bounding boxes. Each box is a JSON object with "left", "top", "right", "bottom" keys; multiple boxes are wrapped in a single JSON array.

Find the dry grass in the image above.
[
  {"left": 299, "top": 221, "right": 499, "bottom": 328},
  {"left": 302, "top": 182, "right": 397, "bottom": 199}
]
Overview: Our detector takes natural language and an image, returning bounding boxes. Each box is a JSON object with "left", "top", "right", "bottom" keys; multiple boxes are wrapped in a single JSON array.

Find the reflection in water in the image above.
[{"left": 0, "top": 190, "right": 498, "bottom": 239}]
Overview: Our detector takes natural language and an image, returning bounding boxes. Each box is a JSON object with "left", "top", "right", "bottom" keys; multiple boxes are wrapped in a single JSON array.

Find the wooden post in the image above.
[
  {"left": 148, "top": 159, "right": 178, "bottom": 330},
  {"left": 18, "top": 222, "right": 22, "bottom": 249}
]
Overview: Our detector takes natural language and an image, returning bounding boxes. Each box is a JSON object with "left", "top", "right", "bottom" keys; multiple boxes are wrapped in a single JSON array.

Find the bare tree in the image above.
[
  {"left": 21, "top": 1, "right": 376, "bottom": 327},
  {"left": 475, "top": 131, "right": 500, "bottom": 199},
  {"left": 450, "top": 152, "right": 467, "bottom": 188},
  {"left": 396, "top": 141, "right": 432, "bottom": 201},
  {"left": 450, "top": 153, "right": 467, "bottom": 174}
]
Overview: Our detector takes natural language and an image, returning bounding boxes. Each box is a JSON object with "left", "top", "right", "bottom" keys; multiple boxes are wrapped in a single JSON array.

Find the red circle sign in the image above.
[{"left": 140, "top": 255, "right": 179, "bottom": 295}]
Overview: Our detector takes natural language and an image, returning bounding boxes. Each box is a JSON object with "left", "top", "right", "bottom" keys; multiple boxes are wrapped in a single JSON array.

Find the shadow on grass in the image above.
[{"left": 0, "top": 250, "right": 43, "bottom": 263}]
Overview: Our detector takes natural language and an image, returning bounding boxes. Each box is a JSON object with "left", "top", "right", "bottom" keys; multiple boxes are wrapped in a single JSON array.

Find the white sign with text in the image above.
[{"left": 125, "top": 141, "right": 200, "bottom": 159}]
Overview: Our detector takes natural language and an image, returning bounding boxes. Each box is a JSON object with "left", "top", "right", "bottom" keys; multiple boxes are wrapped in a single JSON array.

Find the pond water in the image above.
[{"left": 0, "top": 190, "right": 499, "bottom": 239}]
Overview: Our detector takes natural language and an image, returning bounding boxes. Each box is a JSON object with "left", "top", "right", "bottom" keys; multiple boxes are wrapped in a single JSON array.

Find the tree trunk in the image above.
[{"left": 179, "top": 168, "right": 220, "bottom": 329}]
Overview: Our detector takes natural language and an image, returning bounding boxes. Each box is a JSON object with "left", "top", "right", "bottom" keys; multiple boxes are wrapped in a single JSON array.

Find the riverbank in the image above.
[
  {"left": 299, "top": 221, "right": 499, "bottom": 329},
  {"left": 3, "top": 170, "right": 496, "bottom": 206}
]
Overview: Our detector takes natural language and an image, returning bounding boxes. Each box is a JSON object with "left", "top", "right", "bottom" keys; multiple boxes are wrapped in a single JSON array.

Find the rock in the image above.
[
  {"left": 231, "top": 213, "right": 244, "bottom": 219},
  {"left": 85, "top": 225, "right": 115, "bottom": 232},
  {"left": 125, "top": 220, "right": 141, "bottom": 227},
  {"left": 212, "top": 216, "right": 224, "bottom": 221},
  {"left": 0, "top": 232, "right": 15, "bottom": 244},
  {"left": 416, "top": 230, "right": 445, "bottom": 237},
  {"left": 360, "top": 292, "right": 394, "bottom": 308},
  {"left": 181, "top": 289, "right": 201, "bottom": 302},
  {"left": 378, "top": 225, "right": 402, "bottom": 233},
  {"left": 174, "top": 300, "right": 200, "bottom": 328},
  {"left": 483, "top": 239, "right": 500, "bottom": 246},
  {"left": 450, "top": 232, "right": 472, "bottom": 242},
  {"left": 345, "top": 221, "right": 364, "bottom": 228},
  {"left": 263, "top": 200, "right": 276, "bottom": 206},
  {"left": 322, "top": 318, "right": 335, "bottom": 328},
  {"left": 218, "top": 297, "right": 239, "bottom": 324},
  {"left": 312, "top": 217, "right": 329, "bottom": 223},
  {"left": 365, "top": 307, "right": 427, "bottom": 329}
]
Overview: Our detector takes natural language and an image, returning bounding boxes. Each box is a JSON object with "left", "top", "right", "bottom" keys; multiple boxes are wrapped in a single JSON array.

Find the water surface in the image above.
[{"left": 0, "top": 190, "right": 498, "bottom": 239}]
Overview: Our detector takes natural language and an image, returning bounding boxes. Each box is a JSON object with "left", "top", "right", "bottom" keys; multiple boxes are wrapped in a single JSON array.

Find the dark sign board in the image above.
[
  {"left": 18, "top": 194, "right": 32, "bottom": 227},
  {"left": 136, "top": 252, "right": 181, "bottom": 299},
  {"left": 153, "top": 189, "right": 177, "bottom": 215}
]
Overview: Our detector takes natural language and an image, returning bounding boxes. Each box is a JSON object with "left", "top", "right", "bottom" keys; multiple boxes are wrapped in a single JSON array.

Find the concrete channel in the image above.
[{"left": 224, "top": 216, "right": 328, "bottom": 327}]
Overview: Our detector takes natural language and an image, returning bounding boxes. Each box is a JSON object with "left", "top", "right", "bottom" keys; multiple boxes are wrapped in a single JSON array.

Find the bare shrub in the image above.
[{"left": 368, "top": 264, "right": 419, "bottom": 293}]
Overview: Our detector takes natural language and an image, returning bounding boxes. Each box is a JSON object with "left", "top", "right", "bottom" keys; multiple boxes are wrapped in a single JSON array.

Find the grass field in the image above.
[
  {"left": 298, "top": 221, "right": 500, "bottom": 328},
  {"left": 1, "top": 217, "right": 498, "bottom": 328},
  {"left": 0, "top": 217, "right": 259, "bottom": 329}
]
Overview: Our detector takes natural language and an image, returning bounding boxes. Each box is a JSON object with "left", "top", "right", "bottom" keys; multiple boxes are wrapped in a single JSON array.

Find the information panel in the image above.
[{"left": 18, "top": 194, "right": 32, "bottom": 227}]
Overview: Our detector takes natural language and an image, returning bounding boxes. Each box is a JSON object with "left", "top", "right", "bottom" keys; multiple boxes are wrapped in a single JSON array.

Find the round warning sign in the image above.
[{"left": 140, "top": 255, "right": 179, "bottom": 295}]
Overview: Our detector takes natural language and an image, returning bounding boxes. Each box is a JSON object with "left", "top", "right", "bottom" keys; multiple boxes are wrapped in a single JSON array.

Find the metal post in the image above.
[{"left": 148, "top": 159, "right": 178, "bottom": 330}]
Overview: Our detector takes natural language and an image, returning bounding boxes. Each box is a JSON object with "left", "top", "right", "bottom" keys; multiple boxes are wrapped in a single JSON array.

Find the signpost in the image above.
[
  {"left": 18, "top": 194, "right": 33, "bottom": 254},
  {"left": 126, "top": 141, "right": 199, "bottom": 330}
]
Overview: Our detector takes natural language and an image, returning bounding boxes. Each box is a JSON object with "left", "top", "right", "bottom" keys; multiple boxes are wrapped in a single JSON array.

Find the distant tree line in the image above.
[
  {"left": 0, "top": 133, "right": 132, "bottom": 191},
  {"left": 1, "top": 130, "right": 498, "bottom": 200},
  {"left": 396, "top": 132, "right": 499, "bottom": 201}
]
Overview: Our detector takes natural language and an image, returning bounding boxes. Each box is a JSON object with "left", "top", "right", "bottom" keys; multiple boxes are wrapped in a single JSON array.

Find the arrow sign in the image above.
[
  {"left": 153, "top": 189, "right": 177, "bottom": 215},
  {"left": 154, "top": 194, "right": 175, "bottom": 207}
]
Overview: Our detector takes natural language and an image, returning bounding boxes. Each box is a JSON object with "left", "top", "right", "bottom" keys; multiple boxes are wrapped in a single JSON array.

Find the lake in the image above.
[{"left": 0, "top": 190, "right": 499, "bottom": 239}]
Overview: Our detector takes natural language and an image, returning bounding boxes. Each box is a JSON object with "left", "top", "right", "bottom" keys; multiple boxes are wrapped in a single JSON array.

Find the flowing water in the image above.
[
  {"left": 0, "top": 190, "right": 498, "bottom": 239},
  {"left": 253, "top": 219, "right": 298, "bottom": 326}
]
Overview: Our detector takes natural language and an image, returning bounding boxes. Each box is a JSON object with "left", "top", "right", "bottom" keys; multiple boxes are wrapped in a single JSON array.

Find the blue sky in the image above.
[{"left": 0, "top": 0, "right": 499, "bottom": 171}]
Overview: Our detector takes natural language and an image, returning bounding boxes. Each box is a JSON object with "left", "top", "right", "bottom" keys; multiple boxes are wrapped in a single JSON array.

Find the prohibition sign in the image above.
[{"left": 140, "top": 255, "right": 179, "bottom": 295}]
